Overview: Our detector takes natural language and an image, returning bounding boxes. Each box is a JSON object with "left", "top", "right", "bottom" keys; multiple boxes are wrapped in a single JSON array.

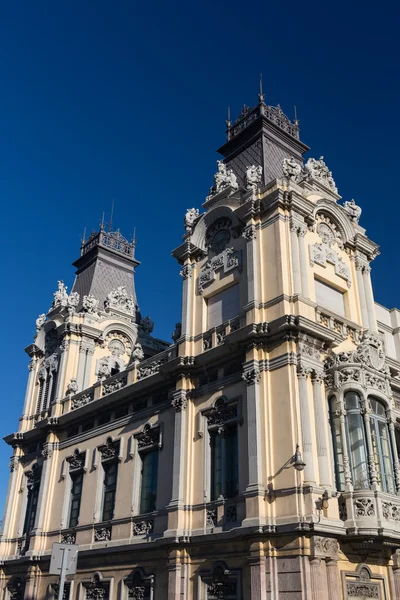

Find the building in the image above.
[{"left": 1, "top": 90, "right": 400, "bottom": 600}]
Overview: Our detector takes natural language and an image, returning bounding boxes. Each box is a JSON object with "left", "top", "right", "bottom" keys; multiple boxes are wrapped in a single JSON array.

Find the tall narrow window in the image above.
[
  {"left": 140, "top": 450, "right": 159, "bottom": 514},
  {"left": 98, "top": 438, "right": 120, "bottom": 522},
  {"left": 23, "top": 465, "right": 41, "bottom": 534},
  {"left": 210, "top": 426, "right": 238, "bottom": 501},
  {"left": 329, "top": 398, "right": 345, "bottom": 491},
  {"left": 345, "top": 393, "right": 369, "bottom": 490},
  {"left": 207, "top": 284, "right": 240, "bottom": 329},
  {"left": 102, "top": 461, "right": 118, "bottom": 521},
  {"left": 66, "top": 450, "right": 86, "bottom": 528},
  {"left": 369, "top": 398, "right": 395, "bottom": 494}
]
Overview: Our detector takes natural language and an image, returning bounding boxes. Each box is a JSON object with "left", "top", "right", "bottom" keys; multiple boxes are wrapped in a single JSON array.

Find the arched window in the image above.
[{"left": 330, "top": 392, "right": 396, "bottom": 494}]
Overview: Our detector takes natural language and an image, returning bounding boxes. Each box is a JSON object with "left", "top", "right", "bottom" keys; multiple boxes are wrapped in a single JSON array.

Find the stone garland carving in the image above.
[
  {"left": 206, "top": 509, "right": 217, "bottom": 527},
  {"left": 382, "top": 501, "right": 400, "bottom": 521},
  {"left": 207, "top": 160, "right": 239, "bottom": 199},
  {"left": 206, "top": 398, "right": 238, "bottom": 428},
  {"left": 354, "top": 497, "right": 375, "bottom": 517},
  {"left": 184, "top": 207, "right": 200, "bottom": 232},
  {"left": 312, "top": 536, "right": 339, "bottom": 558},
  {"left": 67, "top": 449, "right": 85, "bottom": 471},
  {"left": 82, "top": 293, "right": 99, "bottom": 314},
  {"left": 98, "top": 438, "right": 119, "bottom": 461},
  {"left": 102, "top": 374, "right": 127, "bottom": 396},
  {"left": 242, "top": 368, "right": 261, "bottom": 385},
  {"left": 245, "top": 165, "right": 263, "bottom": 191},
  {"left": 180, "top": 263, "right": 195, "bottom": 280},
  {"left": 61, "top": 531, "right": 76, "bottom": 544},
  {"left": 343, "top": 199, "right": 362, "bottom": 224},
  {"left": 83, "top": 575, "right": 108, "bottom": 600},
  {"left": 137, "top": 358, "right": 166, "bottom": 380},
  {"left": 94, "top": 527, "right": 111, "bottom": 542},
  {"left": 71, "top": 391, "right": 93, "bottom": 410},
  {"left": 105, "top": 286, "right": 135, "bottom": 316},
  {"left": 132, "top": 520, "right": 154, "bottom": 535},
  {"left": 35, "top": 314, "right": 46, "bottom": 332},
  {"left": 135, "top": 424, "right": 161, "bottom": 451},
  {"left": 66, "top": 378, "right": 78, "bottom": 396},
  {"left": 198, "top": 248, "right": 241, "bottom": 293}
]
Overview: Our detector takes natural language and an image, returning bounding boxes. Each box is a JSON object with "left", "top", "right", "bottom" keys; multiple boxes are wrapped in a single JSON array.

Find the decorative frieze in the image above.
[
  {"left": 346, "top": 568, "right": 380, "bottom": 599},
  {"left": 102, "top": 374, "right": 127, "bottom": 395},
  {"left": 71, "top": 391, "right": 94, "bottom": 410},
  {"left": 105, "top": 286, "right": 135, "bottom": 316},
  {"left": 382, "top": 501, "right": 400, "bottom": 521},
  {"left": 94, "top": 527, "right": 111, "bottom": 542},
  {"left": 132, "top": 520, "right": 154, "bottom": 536},
  {"left": 83, "top": 574, "right": 108, "bottom": 600},
  {"left": 204, "top": 397, "right": 238, "bottom": 428},
  {"left": 312, "top": 536, "right": 339, "bottom": 559},
  {"left": 309, "top": 242, "right": 351, "bottom": 285},
  {"left": 198, "top": 247, "right": 241, "bottom": 293},
  {"left": 66, "top": 449, "right": 85, "bottom": 471},
  {"left": 135, "top": 424, "right": 161, "bottom": 451},
  {"left": 98, "top": 438, "right": 120, "bottom": 461},
  {"left": 137, "top": 358, "right": 167, "bottom": 380}
]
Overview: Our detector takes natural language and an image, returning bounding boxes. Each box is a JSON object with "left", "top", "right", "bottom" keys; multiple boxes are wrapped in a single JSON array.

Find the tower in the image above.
[{"left": 1, "top": 91, "right": 400, "bottom": 600}]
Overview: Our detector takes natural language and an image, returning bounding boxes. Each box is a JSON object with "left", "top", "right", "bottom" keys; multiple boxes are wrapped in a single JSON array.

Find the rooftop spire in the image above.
[{"left": 258, "top": 73, "right": 265, "bottom": 104}]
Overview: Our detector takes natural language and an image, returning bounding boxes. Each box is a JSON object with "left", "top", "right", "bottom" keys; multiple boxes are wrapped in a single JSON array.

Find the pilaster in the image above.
[
  {"left": 311, "top": 371, "right": 331, "bottom": 487},
  {"left": 298, "top": 225, "right": 309, "bottom": 298},
  {"left": 248, "top": 540, "right": 267, "bottom": 599},
  {"left": 363, "top": 265, "right": 377, "bottom": 331},
  {"left": 297, "top": 367, "right": 316, "bottom": 484},
  {"left": 167, "top": 548, "right": 182, "bottom": 600},
  {"left": 1, "top": 445, "right": 23, "bottom": 540},
  {"left": 290, "top": 222, "right": 302, "bottom": 295},
  {"left": 355, "top": 260, "right": 369, "bottom": 328}
]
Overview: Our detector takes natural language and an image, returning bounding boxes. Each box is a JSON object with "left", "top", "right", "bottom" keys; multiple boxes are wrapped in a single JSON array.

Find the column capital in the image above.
[
  {"left": 242, "top": 224, "right": 257, "bottom": 241},
  {"left": 297, "top": 366, "right": 311, "bottom": 379},
  {"left": 242, "top": 367, "right": 261, "bottom": 386},
  {"left": 179, "top": 263, "right": 195, "bottom": 280},
  {"left": 171, "top": 390, "right": 190, "bottom": 412},
  {"left": 311, "top": 370, "right": 325, "bottom": 385}
]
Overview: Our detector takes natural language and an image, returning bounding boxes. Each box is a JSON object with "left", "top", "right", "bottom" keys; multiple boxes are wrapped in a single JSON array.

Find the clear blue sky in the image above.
[{"left": 0, "top": 1, "right": 399, "bottom": 515}]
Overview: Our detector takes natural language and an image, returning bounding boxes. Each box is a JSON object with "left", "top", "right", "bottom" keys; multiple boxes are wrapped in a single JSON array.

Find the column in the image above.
[
  {"left": 309, "top": 558, "right": 327, "bottom": 600},
  {"left": 24, "top": 565, "right": 41, "bottom": 600},
  {"left": 166, "top": 387, "right": 189, "bottom": 536},
  {"left": 249, "top": 541, "right": 267, "bottom": 600},
  {"left": 180, "top": 262, "right": 195, "bottom": 337},
  {"left": 298, "top": 226, "right": 309, "bottom": 298},
  {"left": 387, "top": 415, "right": 400, "bottom": 492},
  {"left": 167, "top": 549, "right": 182, "bottom": 600},
  {"left": 355, "top": 262, "right": 369, "bottom": 328},
  {"left": 326, "top": 560, "right": 341, "bottom": 598},
  {"left": 1, "top": 446, "right": 23, "bottom": 538},
  {"left": 297, "top": 368, "right": 316, "bottom": 484},
  {"left": 244, "top": 224, "right": 259, "bottom": 303},
  {"left": 312, "top": 372, "right": 331, "bottom": 487},
  {"left": 361, "top": 401, "right": 378, "bottom": 488},
  {"left": 22, "top": 359, "right": 38, "bottom": 419},
  {"left": 392, "top": 551, "right": 400, "bottom": 599},
  {"left": 338, "top": 403, "right": 352, "bottom": 490},
  {"left": 55, "top": 338, "right": 69, "bottom": 402},
  {"left": 243, "top": 366, "right": 264, "bottom": 495},
  {"left": 290, "top": 225, "right": 302, "bottom": 295},
  {"left": 363, "top": 265, "right": 377, "bottom": 331},
  {"left": 32, "top": 435, "right": 57, "bottom": 540}
]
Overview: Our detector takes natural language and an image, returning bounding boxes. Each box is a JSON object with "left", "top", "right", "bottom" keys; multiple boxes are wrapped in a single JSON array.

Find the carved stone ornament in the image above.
[
  {"left": 102, "top": 374, "right": 127, "bottom": 395},
  {"left": 245, "top": 164, "right": 262, "bottom": 191},
  {"left": 304, "top": 156, "right": 338, "bottom": 193},
  {"left": 61, "top": 531, "right": 76, "bottom": 544},
  {"left": 71, "top": 391, "right": 93, "bottom": 410},
  {"left": 203, "top": 565, "right": 238, "bottom": 600},
  {"left": 225, "top": 505, "right": 237, "bottom": 524},
  {"left": 137, "top": 357, "right": 167, "bottom": 380},
  {"left": 94, "top": 527, "right": 111, "bottom": 542},
  {"left": 132, "top": 520, "right": 154, "bottom": 535},
  {"left": 312, "top": 536, "right": 339, "bottom": 559},
  {"left": 67, "top": 449, "right": 85, "bottom": 471},
  {"left": 180, "top": 263, "right": 195, "bottom": 280},
  {"left": 184, "top": 207, "right": 200, "bottom": 231},
  {"left": 207, "top": 160, "right": 239, "bottom": 199},
  {"left": 135, "top": 424, "right": 161, "bottom": 451},
  {"left": 382, "top": 501, "right": 400, "bottom": 521},
  {"left": 83, "top": 575, "right": 108, "bottom": 600},
  {"left": 131, "top": 342, "right": 145, "bottom": 363},
  {"left": 125, "top": 571, "right": 153, "bottom": 600},
  {"left": 67, "top": 291, "right": 80, "bottom": 313},
  {"left": 171, "top": 391, "right": 189, "bottom": 412},
  {"left": 66, "top": 378, "right": 78, "bottom": 395},
  {"left": 35, "top": 313, "right": 46, "bottom": 332},
  {"left": 282, "top": 156, "right": 303, "bottom": 181},
  {"left": 98, "top": 437, "right": 119, "bottom": 461},
  {"left": 346, "top": 568, "right": 380, "bottom": 599},
  {"left": 242, "top": 224, "right": 256, "bottom": 241},
  {"left": 42, "top": 442, "right": 54, "bottom": 460},
  {"left": 205, "top": 397, "right": 238, "bottom": 428},
  {"left": 198, "top": 247, "right": 241, "bottom": 293},
  {"left": 105, "top": 286, "right": 135, "bottom": 316},
  {"left": 172, "top": 322, "right": 182, "bottom": 342},
  {"left": 26, "top": 464, "right": 41, "bottom": 490},
  {"left": 354, "top": 497, "right": 375, "bottom": 517},
  {"left": 242, "top": 368, "right": 261, "bottom": 385},
  {"left": 343, "top": 199, "right": 362, "bottom": 224},
  {"left": 106, "top": 331, "right": 131, "bottom": 356},
  {"left": 140, "top": 316, "right": 154, "bottom": 334},
  {"left": 51, "top": 280, "right": 69, "bottom": 309},
  {"left": 82, "top": 293, "right": 100, "bottom": 314}
]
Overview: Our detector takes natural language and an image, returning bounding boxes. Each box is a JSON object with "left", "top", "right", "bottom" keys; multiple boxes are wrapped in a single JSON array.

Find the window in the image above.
[
  {"left": 140, "top": 450, "right": 159, "bottom": 514},
  {"left": 330, "top": 393, "right": 396, "bottom": 494},
  {"left": 207, "top": 285, "right": 240, "bottom": 329},
  {"left": 69, "top": 471, "right": 83, "bottom": 528},
  {"left": 210, "top": 426, "right": 238, "bottom": 501},
  {"left": 23, "top": 466, "right": 41, "bottom": 534},
  {"left": 315, "top": 279, "right": 345, "bottom": 316},
  {"left": 102, "top": 461, "right": 118, "bottom": 521}
]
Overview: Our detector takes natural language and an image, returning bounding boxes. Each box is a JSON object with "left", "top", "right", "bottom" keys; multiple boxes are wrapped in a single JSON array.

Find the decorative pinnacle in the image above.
[
  {"left": 258, "top": 73, "right": 265, "bottom": 104},
  {"left": 294, "top": 105, "right": 299, "bottom": 126}
]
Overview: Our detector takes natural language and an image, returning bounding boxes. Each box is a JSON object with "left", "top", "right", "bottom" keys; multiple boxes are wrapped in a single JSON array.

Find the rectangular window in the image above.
[
  {"left": 315, "top": 278, "right": 345, "bottom": 316},
  {"left": 102, "top": 461, "right": 118, "bottom": 521},
  {"left": 210, "top": 426, "right": 238, "bottom": 501},
  {"left": 207, "top": 284, "right": 240, "bottom": 329},
  {"left": 68, "top": 471, "right": 83, "bottom": 528},
  {"left": 140, "top": 450, "right": 159, "bottom": 514},
  {"left": 23, "top": 483, "right": 40, "bottom": 534}
]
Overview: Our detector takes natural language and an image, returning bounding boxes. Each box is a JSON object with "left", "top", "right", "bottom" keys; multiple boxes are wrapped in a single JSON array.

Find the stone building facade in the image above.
[{"left": 1, "top": 92, "right": 400, "bottom": 599}]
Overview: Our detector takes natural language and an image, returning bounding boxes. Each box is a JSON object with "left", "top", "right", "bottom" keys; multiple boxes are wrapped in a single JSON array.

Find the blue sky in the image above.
[{"left": 0, "top": 0, "right": 399, "bottom": 515}]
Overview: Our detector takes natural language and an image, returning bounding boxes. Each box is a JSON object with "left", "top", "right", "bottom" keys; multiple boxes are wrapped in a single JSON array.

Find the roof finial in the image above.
[
  {"left": 109, "top": 198, "right": 115, "bottom": 231},
  {"left": 258, "top": 73, "right": 265, "bottom": 103},
  {"left": 100, "top": 212, "right": 105, "bottom": 231},
  {"left": 294, "top": 104, "right": 299, "bottom": 125},
  {"left": 226, "top": 105, "right": 231, "bottom": 127}
]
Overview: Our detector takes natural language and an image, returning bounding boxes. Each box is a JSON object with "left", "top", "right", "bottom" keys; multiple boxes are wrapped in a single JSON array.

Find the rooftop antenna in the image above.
[
  {"left": 109, "top": 198, "right": 115, "bottom": 231},
  {"left": 258, "top": 73, "right": 265, "bottom": 103},
  {"left": 294, "top": 105, "right": 299, "bottom": 125}
]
